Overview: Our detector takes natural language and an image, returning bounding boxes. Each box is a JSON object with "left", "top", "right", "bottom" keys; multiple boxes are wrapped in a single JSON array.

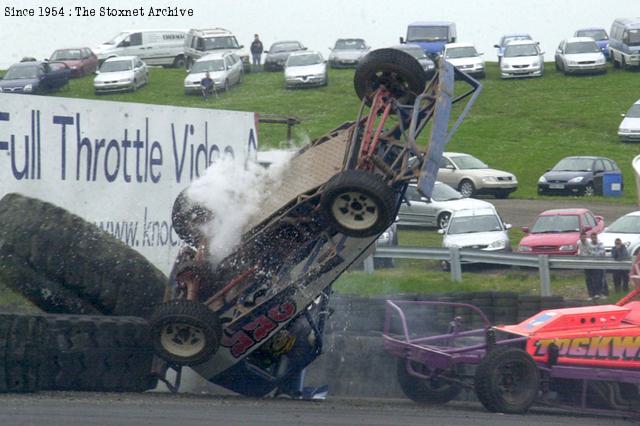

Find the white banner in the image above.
[{"left": 0, "top": 93, "right": 258, "bottom": 274}]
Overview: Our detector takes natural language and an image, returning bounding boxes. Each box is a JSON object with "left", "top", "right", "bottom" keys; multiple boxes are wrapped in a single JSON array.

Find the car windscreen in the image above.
[
  {"left": 576, "top": 29, "right": 608, "bottom": 41},
  {"left": 449, "top": 155, "right": 488, "bottom": 170},
  {"left": 334, "top": 39, "right": 366, "bottom": 50},
  {"left": 552, "top": 158, "right": 593, "bottom": 171},
  {"left": 191, "top": 59, "right": 225, "bottom": 73},
  {"left": 626, "top": 104, "right": 640, "bottom": 118},
  {"left": 203, "top": 36, "right": 240, "bottom": 50},
  {"left": 398, "top": 46, "right": 427, "bottom": 59},
  {"left": 502, "top": 35, "right": 531, "bottom": 46},
  {"left": 606, "top": 215, "right": 640, "bottom": 233},
  {"left": 446, "top": 47, "right": 478, "bottom": 58},
  {"left": 531, "top": 215, "right": 580, "bottom": 233},
  {"left": 447, "top": 215, "right": 502, "bottom": 235},
  {"left": 100, "top": 60, "right": 132, "bottom": 72},
  {"left": 565, "top": 41, "right": 600, "bottom": 54},
  {"left": 271, "top": 42, "right": 301, "bottom": 53},
  {"left": 431, "top": 183, "right": 463, "bottom": 202},
  {"left": 3, "top": 65, "right": 39, "bottom": 79},
  {"left": 287, "top": 54, "right": 322, "bottom": 67},
  {"left": 407, "top": 26, "right": 449, "bottom": 42},
  {"left": 50, "top": 49, "right": 83, "bottom": 60},
  {"left": 504, "top": 44, "right": 538, "bottom": 57},
  {"left": 104, "top": 32, "right": 128, "bottom": 45}
]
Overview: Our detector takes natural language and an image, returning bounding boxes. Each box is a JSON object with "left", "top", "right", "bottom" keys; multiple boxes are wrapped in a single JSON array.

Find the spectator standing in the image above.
[
  {"left": 250, "top": 34, "right": 264, "bottom": 70},
  {"left": 589, "top": 233, "right": 606, "bottom": 300},
  {"left": 611, "top": 238, "right": 630, "bottom": 292},
  {"left": 578, "top": 232, "right": 597, "bottom": 300}
]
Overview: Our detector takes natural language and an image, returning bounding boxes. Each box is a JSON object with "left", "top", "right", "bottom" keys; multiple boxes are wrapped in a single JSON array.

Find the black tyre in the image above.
[
  {"left": 440, "top": 260, "right": 451, "bottom": 272},
  {"left": 0, "top": 193, "right": 166, "bottom": 317},
  {"left": 354, "top": 48, "right": 427, "bottom": 106},
  {"left": 321, "top": 170, "right": 396, "bottom": 238},
  {"left": 172, "top": 188, "right": 213, "bottom": 246},
  {"left": 475, "top": 346, "right": 540, "bottom": 414},
  {"left": 613, "top": 53, "right": 620, "bottom": 69},
  {"left": 39, "top": 314, "right": 157, "bottom": 392},
  {"left": 494, "top": 191, "right": 510, "bottom": 199},
  {"left": 0, "top": 314, "right": 44, "bottom": 393},
  {"left": 173, "top": 55, "right": 186, "bottom": 69},
  {"left": 397, "top": 360, "right": 461, "bottom": 404},
  {"left": 150, "top": 300, "right": 222, "bottom": 366},
  {"left": 458, "top": 180, "right": 475, "bottom": 198},
  {"left": 437, "top": 212, "right": 451, "bottom": 230}
]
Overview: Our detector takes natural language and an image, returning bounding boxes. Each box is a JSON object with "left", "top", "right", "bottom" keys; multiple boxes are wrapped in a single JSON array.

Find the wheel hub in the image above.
[
  {"left": 160, "top": 322, "right": 206, "bottom": 358},
  {"left": 332, "top": 191, "right": 379, "bottom": 230}
]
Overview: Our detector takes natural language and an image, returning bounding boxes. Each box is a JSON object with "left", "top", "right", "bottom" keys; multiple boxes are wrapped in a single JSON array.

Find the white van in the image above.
[
  {"left": 184, "top": 28, "right": 248, "bottom": 70},
  {"left": 93, "top": 29, "right": 187, "bottom": 68}
]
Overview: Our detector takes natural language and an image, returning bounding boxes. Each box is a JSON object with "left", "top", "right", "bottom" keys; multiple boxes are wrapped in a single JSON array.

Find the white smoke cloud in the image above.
[{"left": 186, "top": 151, "right": 293, "bottom": 266}]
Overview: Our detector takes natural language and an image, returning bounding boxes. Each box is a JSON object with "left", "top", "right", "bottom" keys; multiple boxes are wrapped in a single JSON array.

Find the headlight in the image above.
[
  {"left": 538, "top": 176, "right": 547, "bottom": 183},
  {"left": 71, "top": 66, "right": 78, "bottom": 70},
  {"left": 532, "top": 61, "right": 540, "bottom": 67},
  {"left": 568, "top": 60, "right": 577, "bottom": 65},
  {"left": 482, "top": 176, "right": 498, "bottom": 183},
  {"left": 488, "top": 240, "right": 506, "bottom": 249},
  {"left": 501, "top": 63, "right": 510, "bottom": 69},
  {"left": 518, "top": 245, "right": 532, "bottom": 252},
  {"left": 596, "top": 58, "right": 605, "bottom": 64},
  {"left": 23, "top": 84, "right": 33, "bottom": 92},
  {"left": 559, "top": 245, "right": 576, "bottom": 251},
  {"left": 620, "top": 128, "right": 631, "bottom": 133},
  {"left": 476, "top": 63, "right": 485, "bottom": 69},
  {"left": 568, "top": 176, "right": 584, "bottom": 183},
  {"left": 121, "top": 78, "right": 132, "bottom": 83}
]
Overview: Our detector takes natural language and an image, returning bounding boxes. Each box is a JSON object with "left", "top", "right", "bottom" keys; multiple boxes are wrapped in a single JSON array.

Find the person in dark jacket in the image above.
[
  {"left": 250, "top": 34, "right": 264, "bottom": 69},
  {"left": 611, "top": 238, "right": 630, "bottom": 292}
]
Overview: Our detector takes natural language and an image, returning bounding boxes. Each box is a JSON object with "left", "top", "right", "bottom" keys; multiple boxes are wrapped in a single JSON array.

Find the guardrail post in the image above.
[
  {"left": 364, "top": 256, "right": 374, "bottom": 274},
  {"left": 450, "top": 247, "right": 462, "bottom": 282},
  {"left": 538, "top": 255, "right": 551, "bottom": 296}
]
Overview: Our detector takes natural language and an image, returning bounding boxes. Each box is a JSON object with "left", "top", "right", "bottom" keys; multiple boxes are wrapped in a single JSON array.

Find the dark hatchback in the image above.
[
  {"left": 0, "top": 61, "right": 70, "bottom": 94},
  {"left": 264, "top": 40, "right": 306, "bottom": 71},
  {"left": 537, "top": 156, "right": 621, "bottom": 196}
]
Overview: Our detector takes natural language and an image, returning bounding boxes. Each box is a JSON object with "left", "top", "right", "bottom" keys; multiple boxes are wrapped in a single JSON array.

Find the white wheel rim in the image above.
[
  {"left": 331, "top": 191, "right": 379, "bottom": 231},
  {"left": 160, "top": 322, "right": 206, "bottom": 358}
]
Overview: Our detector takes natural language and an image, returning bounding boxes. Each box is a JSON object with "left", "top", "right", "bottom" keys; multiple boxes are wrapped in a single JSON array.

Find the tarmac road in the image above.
[{"left": 0, "top": 392, "right": 635, "bottom": 426}]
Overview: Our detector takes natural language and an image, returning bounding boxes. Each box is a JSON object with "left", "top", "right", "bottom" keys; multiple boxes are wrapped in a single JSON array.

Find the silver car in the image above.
[
  {"left": 398, "top": 182, "right": 494, "bottom": 229},
  {"left": 183, "top": 51, "right": 243, "bottom": 94},
  {"left": 499, "top": 40, "right": 544, "bottom": 79},
  {"left": 618, "top": 100, "right": 640, "bottom": 142},
  {"left": 328, "top": 38, "right": 369, "bottom": 68},
  {"left": 555, "top": 37, "right": 607, "bottom": 75},
  {"left": 284, "top": 51, "right": 327, "bottom": 88},
  {"left": 438, "top": 152, "right": 518, "bottom": 198},
  {"left": 93, "top": 56, "right": 148, "bottom": 94},
  {"left": 599, "top": 211, "right": 640, "bottom": 256},
  {"left": 443, "top": 43, "right": 485, "bottom": 79},
  {"left": 392, "top": 44, "right": 436, "bottom": 78}
]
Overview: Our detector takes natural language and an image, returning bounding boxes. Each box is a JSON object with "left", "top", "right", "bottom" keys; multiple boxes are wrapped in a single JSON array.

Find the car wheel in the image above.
[
  {"left": 583, "top": 183, "right": 595, "bottom": 197},
  {"left": 475, "top": 347, "right": 540, "bottom": 414},
  {"left": 173, "top": 55, "right": 186, "bottom": 69},
  {"left": 396, "top": 360, "right": 461, "bottom": 404},
  {"left": 612, "top": 53, "right": 620, "bottom": 69},
  {"left": 458, "top": 180, "right": 475, "bottom": 198},
  {"left": 555, "top": 60, "right": 560, "bottom": 71},
  {"left": 320, "top": 170, "right": 396, "bottom": 238},
  {"left": 621, "top": 56, "right": 627, "bottom": 70},
  {"left": 224, "top": 79, "right": 230, "bottom": 92},
  {"left": 440, "top": 260, "right": 451, "bottom": 272},
  {"left": 494, "top": 191, "right": 510, "bottom": 199},
  {"left": 437, "top": 212, "right": 451, "bottom": 230},
  {"left": 131, "top": 80, "right": 137, "bottom": 92},
  {"left": 354, "top": 48, "right": 427, "bottom": 107}
]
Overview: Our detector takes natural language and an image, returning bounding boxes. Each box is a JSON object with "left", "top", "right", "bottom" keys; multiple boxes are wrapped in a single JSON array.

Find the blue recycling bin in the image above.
[{"left": 602, "top": 172, "right": 623, "bottom": 197}]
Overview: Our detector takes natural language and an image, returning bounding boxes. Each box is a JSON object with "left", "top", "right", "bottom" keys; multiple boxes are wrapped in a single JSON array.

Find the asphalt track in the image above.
[{"left": 0, "top": 392, "right": 635, "bottom": 426}]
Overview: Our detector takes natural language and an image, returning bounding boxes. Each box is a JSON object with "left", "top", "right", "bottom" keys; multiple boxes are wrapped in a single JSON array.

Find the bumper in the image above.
[
  {"left": 538, "top": 182, "right": 588, "bottom": 195},
  {"left": 618, "top": 131, "right": 640, "bottom": 142},
  {"left": 500, "top": 67, "right": 543, "bottom": 79},
  {"left": 518, "top": 248, "right": 577, "bottom": 255},
  {"left": 475, "top": 181, "right": 518, "bottom": 194},
  {"left": 329, "top": 59, "right": 359, "bottom": 68},
  {"left": 564, "top": 64, "right": 607, "bottom": 74},
  {"left": 94, "top": 82, "right": 134, "bottom": 93},
  {"left": 264, "top": 61, "right": 285, "bottom": 71},
  {"left": 285, "top": 76, "right": 326, "bottom": 88}
]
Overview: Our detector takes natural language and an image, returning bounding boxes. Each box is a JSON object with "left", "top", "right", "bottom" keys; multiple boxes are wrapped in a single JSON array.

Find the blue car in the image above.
[
  {"left": 401, "top": 21, "right": 457, "bottom": 58},
  {"left": 574, "top": 27, "right": 610, "bottom": 59},
  {"left": 494, "top": 33, "right": 532, "bottom": 64},
  {"left": 0, "top": 61, "right": 70, "bottom": 94}
]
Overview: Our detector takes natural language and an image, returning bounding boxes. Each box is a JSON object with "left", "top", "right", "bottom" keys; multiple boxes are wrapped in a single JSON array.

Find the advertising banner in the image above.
[{"left": 0, "top": 93, "right": 258, "bottom": 274}]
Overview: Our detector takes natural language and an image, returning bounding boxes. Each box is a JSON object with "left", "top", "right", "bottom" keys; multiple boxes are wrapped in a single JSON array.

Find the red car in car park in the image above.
[
  {"left": 517, "top": 208, "right": 605, "bottom": 255},
  {"left": 49, "top": 48, "right": 98, "bottom": 77}
]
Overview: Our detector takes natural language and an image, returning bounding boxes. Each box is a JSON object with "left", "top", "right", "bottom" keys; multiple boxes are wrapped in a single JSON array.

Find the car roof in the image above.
[
  {"left": 575, "top": 27, "right": 606, "bottom": 32},
  {"left": 451, "top": 207, "right": 498, "bottom": 218},
  {"left": 53, "top": 47, "right": 92, "bottom": 51},
  {"left": 189, "top": 28, "right": 232, "bottom": 36},
  {"left": 561, "top": 155, "right": 607, "bottom": 160},
  {"left": 502, "top": 33, "right": 531, "bottom": 38},
  {"left": 409, "top": 21, "right": 454, "bottom": 26},
  {"left": 271, "top": 40, "right": 302, "bottom": 45},
  {"left": 122, "top": 29, "right": 187, "bottom": 34},
  {"left": 104, "top": 56, "right": 136, "bottom": 62},
  {"left": 10, "top": 61, "right": 43, "bottom": 68},
  {"left": 335, "top": 38, "right": 365, "bottom": 42},
  {"left": 288, "top": 50, "right": 321, "bottom": 57},
  {"left": 565, "top": 37, "right": 598, "bottom": 44},
  {"left": 445, "top": 42, "right": 475, "bottom": 49},
  {"left": 505, "top": 40, "right": 538, "bottom": 46},
  {"left": 614, "top": 18, "right": 640, "bottom": 28},
  {"left": 539, "top": 208, "right": 590, "bottom": 216},
  {"left": 199, "top": 52, "right": 232, "bottom": 61}
]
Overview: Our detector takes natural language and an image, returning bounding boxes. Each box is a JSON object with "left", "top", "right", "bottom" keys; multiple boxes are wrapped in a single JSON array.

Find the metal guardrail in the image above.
[{"left": 371, "top": 246, "right": 633, "bottom": 297}]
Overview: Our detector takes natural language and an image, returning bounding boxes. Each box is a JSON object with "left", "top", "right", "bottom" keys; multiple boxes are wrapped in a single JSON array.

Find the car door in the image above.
[
  {"left": 118, "top": 32, "right": 143, "bottom": 58},
  {"left": 399, "top": 186, "right": 436, "bottom": 227},
  {"left": 437, "top": 156, "right": 459, "bottom": 188},
  {"left": 592, "top": 159, "right": 606, "bottom": 191},
  {"left": 224, "top": 55, "right": 235, "bottom": 85},
  {"left": 555, "top": 41, "right": 564, "bottom": 66},
  {"left": 135, "top": 58, "right": 146, "bottom": 83}
]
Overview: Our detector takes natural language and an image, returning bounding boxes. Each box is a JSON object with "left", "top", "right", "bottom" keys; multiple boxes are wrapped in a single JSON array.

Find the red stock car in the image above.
[{"left": 517, "top": 208, "right": 605, "bottom": 255}]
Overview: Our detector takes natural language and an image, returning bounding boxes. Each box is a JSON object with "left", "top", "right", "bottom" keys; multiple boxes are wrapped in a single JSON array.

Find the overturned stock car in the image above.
[{"left": 150, "top": 48, "right": 482, "bottom": 397}]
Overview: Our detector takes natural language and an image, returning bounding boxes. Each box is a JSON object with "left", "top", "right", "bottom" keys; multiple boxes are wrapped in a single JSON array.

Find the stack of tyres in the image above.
[
  {"left": 0, "top": 314, "right": 44, "bottom": 393},
  {"left": 469, "top": 292, "right": 493, "bottom": 328},
  {"left": 491, "top": 292, "right": 519, "bottom": 325},
  {"left": 517, "top": 295, "right": 542, "bottom": 322}
]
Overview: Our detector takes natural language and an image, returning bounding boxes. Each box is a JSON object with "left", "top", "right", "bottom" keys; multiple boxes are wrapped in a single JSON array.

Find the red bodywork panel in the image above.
[{"left": 496, "top": 303, "right": 640, "bottom": 369}]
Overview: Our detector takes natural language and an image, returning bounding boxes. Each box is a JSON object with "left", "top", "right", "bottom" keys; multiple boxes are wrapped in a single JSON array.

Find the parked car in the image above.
[
  {"left": 608, "top": 18, "right": 640, "bottom": 70},
  {"left": 499, "top": 40, "right": 544, "bottom": 79},
  {"left": 401, "top": 21, "right": 457, "bottom": 58},
  {"left": 618, "top": 100, "right": 640, "bottom": 142},
  {"left": 437, "top": 152, "right": 517, "bottom": 198},
  {"left": 0, "top": 61, "right": 69, "bottom": 94},
  {"left": 574, "top": 27, "right": 610, "bottom": 59},
  {"left": 517, "top": 208, "right": 605, "bottom": 255},
  {"left": 49, "top": 48, "right": 98, "bottom": 77},
  {"left": 284, "top": 51, "right": 327, "bottom": 88},
  {"left": 443, "top": 43, "right": 485, "bottom": 78},
  {"left": 264, "top": 41, "right": 306, "bottom": 71},
  {"left": 494, "top": 33, "right": 532, "bottom": 64},
  {"left": 554, "top": 37, "right": 607, "bottom": 75},
  {"left": 440, "top": 207, "right": 511, "bottom": 269},
  {"left": 328, "top": 38, "right": 369, "bottom": 68},
  {"left": 599, "top": 211, "right": 640, "bottom": 256},
  {"left": 93, "top": 56, "right": 148, "bottom": 94},
  {"left": 398, "top": 182, "right": 493, "bottom": 229},
  {"left": 184, "top": 28, "right": 248, "bottom": 71},
  {"left": 537, "top": 156, "right": 621, "bottom": 196},
  {"left": 93, "top": 29, "right": 187, "bottom": 68},
  {"left": 183, "top": 52, "right": 243, "bottom": 95},
  {"left": 392, "top": 44, "right": 436, "bottom": 78}
]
